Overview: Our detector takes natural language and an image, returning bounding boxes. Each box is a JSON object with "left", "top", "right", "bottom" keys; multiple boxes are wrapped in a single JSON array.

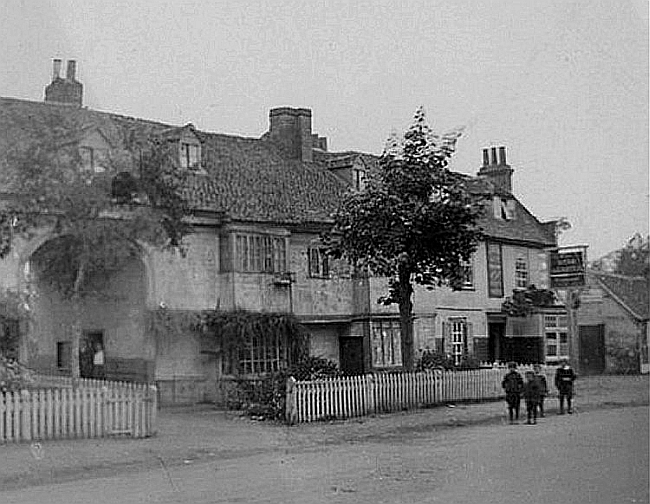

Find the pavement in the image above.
[{"left": 0, "top": 374, "right": 648, "bottom": 492}]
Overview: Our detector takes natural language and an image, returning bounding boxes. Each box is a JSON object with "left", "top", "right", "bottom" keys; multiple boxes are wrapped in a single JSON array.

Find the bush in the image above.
[
  {"left": 416, "top": 350, "right": 482, "bottom": 371},
  {"left": 0, "top": 355, "right": 33, "bottom": 392},
  {"left": 230, "top": 356, "right": 342, "bottom": 421}
]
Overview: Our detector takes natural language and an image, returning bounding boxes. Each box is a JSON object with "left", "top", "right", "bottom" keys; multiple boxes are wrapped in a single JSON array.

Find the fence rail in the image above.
[
  {"left": 286, "top": 365, "right": 555, "bottom": 424},
  {"left": 1, "top": 382, "right": 157, "bottom": 443}
]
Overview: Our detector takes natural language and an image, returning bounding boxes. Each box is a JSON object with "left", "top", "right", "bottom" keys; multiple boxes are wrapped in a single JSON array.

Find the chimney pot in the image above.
[
  {"left": 490, "top": 147, "right": 498, "bottom": 165},
  {"left": 52, "top": 59, "right": 62, "bottom": 81},
  {"left": 66, "top": 60, "right": 77, "bottom": 81},
  {"left": 482, "top": 148, "right": 490, "bottom": 166},
  {"left": 499, "top": 146, "right": 507, "bottom": 165}
]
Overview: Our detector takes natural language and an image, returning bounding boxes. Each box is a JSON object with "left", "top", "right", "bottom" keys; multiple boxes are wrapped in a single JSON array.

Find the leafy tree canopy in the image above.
[{"left": 325, "top": 107, "right": 485, "bottom": 369}]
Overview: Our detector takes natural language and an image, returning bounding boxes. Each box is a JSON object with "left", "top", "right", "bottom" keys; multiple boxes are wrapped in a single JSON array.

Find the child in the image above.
[
  {"left": 533, "top": 364, "right": 548, "bottom": 417},
  {"left": 555, "top": 359, "right": 577, "bottom": 414},
  {"left": 501, "top": 362, "right": 524, "bottom": 424},
  {"left": 523, "top": 371, "right": 541, "bottom": 425}
]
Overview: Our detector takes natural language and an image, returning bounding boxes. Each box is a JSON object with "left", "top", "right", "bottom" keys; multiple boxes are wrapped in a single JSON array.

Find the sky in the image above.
[{"left": 1, "top": 0, "right": 648, "bottom": 260}]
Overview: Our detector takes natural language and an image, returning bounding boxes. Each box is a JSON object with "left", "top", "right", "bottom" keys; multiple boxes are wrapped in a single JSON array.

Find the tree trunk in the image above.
[
  {"left": 397, "top": 265, "right": 414, "bottom": 371},
  {"left": 70, "top": 259, "right": 87, "bottom": 379}
]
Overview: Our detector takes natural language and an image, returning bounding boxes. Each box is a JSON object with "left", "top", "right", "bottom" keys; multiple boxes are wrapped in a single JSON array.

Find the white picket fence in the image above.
[
  {"left": 1, "top": 382, "right": 157, "bottom": 443},
  {"left": 286, "top": 365, "right": 555, "bottom": 423}
]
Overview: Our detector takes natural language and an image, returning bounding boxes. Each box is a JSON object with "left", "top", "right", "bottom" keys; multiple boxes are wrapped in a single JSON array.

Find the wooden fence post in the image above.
[{"left": 285, "top": 376, "right": 297, "bottom": 425}]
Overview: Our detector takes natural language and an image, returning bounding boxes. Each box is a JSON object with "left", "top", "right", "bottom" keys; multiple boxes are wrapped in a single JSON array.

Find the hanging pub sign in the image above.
[{"left": 549, "top": 246, "right": 587, "bottom": 289}]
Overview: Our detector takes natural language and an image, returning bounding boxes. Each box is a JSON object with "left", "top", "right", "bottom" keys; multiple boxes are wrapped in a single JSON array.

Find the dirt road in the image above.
[{"left": 2, "top": 406, "right": 647, "bottom": 504}]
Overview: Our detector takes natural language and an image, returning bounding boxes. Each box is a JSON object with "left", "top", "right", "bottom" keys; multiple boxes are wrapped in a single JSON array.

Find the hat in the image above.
[{"left": 507, "top": 361, "right": 517, "bottom": 369}]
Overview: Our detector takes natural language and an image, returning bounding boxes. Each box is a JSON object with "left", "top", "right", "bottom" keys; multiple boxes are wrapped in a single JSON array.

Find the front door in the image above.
[
  {"left": 488, "top": 322, "right": 505, "bottom": 363},
  {"left": 579, "top": 325, "right": 606, "bottom": 374},
  {"left": 339, "top": 337, "right": 364, "bottom": 376}
]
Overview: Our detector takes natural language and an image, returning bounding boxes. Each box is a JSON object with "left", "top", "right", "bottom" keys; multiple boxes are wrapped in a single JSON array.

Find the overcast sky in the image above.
[{"left": 1, "top": 0, "right": 648, "bottom": 260}]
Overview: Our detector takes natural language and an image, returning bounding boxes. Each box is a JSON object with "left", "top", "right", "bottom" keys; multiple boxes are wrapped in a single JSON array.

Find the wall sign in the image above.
[
  {"left": 549, "top": 248, "right": 586, "bottom": 288},
  {"left": 486, "top": 242, "right": 504, "bottom": 297}
]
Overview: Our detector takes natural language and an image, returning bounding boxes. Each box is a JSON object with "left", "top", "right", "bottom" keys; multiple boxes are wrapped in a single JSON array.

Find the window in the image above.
[
  {"left": 235, "top": 234, "right": 287, "bottom": 273},
  {"left": 515, "top": 256, "right": 529, "bottom": 289},
  {"left": 0, "top": 317, "right": 20, "bottom": 360},
  {"left": 308, "top": 248, "right": 330, "bottom": 278},
  {"left": 460, "top": 257, "right": 474, "bottom": 289},
  {"left": 57, "top": 341, "right": 72, "bottom": 372},
  {"left": 372, "top": 320, "right": 402, "bottom": 367},
  {"left": 223, "top": 333, "right": 287, "bottom": 375},
  {"left": 544, "top": 314, "right": 568, "bottom": 362},
  {"left": 79, "top": 146, "right": 108, "bottom": 173},
  {"left": 353, "top": 168, "right": 366, "bottom": 191},
  {"left": 449, "top": 319, "right": 469, "bottom": 366},
  {"left": 179, "top": 142, "right": 200, "bottom": 170},
  {"left": 493, "top": 197, "right": 516, "bottom": 220}
]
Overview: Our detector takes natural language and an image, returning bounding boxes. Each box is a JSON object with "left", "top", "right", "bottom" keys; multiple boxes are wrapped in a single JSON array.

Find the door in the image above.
[
  {"left": 488, "top": 322, "right": 505, "bottom": 363},
  {"left": 80, "top": 331, "right": 104, "bottom": 379},
  {"left": 339, "top": 337, "right": 364, "bottom": 376},
  {"left": 579, "top": 325, "right": 606, "bottom": 374}
]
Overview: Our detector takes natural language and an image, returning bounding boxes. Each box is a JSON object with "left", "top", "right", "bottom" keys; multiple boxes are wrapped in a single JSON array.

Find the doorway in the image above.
[
  {"left": 488, "top": 322, "right": 505, "bottom": 363},
  {"left": 80, "top": 331, "right": 104, "bottom": 379},
  {"left": 339, "top": 337, "right": 364, "bottom": 375},
  {"left": 579, "top": 325, "right": 606, "bottom": 374}
]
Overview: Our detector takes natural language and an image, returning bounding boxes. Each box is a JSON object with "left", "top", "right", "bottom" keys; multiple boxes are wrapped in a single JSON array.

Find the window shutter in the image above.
[
  {"left": 463, "top": 322, "right": 470, "bottom": 356},
  {"left": 441, "top": 321, "right": 448, "bottom": 355}
]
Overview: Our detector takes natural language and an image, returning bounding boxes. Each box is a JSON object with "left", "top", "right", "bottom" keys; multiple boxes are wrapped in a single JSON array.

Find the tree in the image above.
[
  {"left": 325, "top": 107, "right": 484, "bottom": 370},
  {"left": 615, "top": 233, "right": 649, "bottom": 278},
  {"left": 0, "top": 118, "right": 192, "bottom": 378}
]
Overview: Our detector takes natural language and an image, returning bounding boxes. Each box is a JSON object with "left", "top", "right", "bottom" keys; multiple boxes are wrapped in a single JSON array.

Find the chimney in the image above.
[
  {"left": 44, "top": 58, "right": 83, "bottom": 106},
  {"left": 52, "top": 59, "right": 62, "bottom": 81},
  {"left": 66, "top": 60, "right": 77, "bottom": 81},
  {"left": 267, "top": 107, "right": 314, "bottom": 162},
  {"left": 477, "top": 145, "right": 514, "bottom": 194}
]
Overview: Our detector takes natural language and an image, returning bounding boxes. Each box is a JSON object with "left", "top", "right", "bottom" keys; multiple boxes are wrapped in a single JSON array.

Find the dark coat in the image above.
[
  {"left": 555, "top": 366, "right": 576, "bottom": 395},
  {"left": 534, "top": 373, "right": 548, "bottom": 397},
  {"left": 523, "top": 380, "right": 541, "bottom": 404},
  {"left": 502, "top": 370, "right": 524, "bottom": 395}
]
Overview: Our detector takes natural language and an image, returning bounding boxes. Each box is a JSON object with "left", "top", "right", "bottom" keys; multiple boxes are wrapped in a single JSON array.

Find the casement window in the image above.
[
  {"left": 447, "top": 318, "right": 470, "bottom": 366},
  {"left": 515, "top": 256, "right": 529, "bottom": 289},
  {"left": 179, "top": 142, "right": 201, "bottom": 170},
  {"left": 57, "top": 341, "right": 72, "bottom": 372},
  {"left": 493, "top": 197, "right": 516, "bottom": 221},
  {"left": 371, "top": 320, "right": 402, "bottom": 368},
  {"left": 79, "top": 146, "right": 108, "bottom": 173},
  {"left": 235, "top": 234, "right": 287, "bottom": 273},
  {"left": 460, "top": 257, "right": 474, "bottom": 289},
  {"left": 353, "top": 168, "right": 366, "bottom": 191},
  {"left": 223, "top": 333, "right": 287, "bottom": 375},
  {"left": 544, "top": 314, "right": 569, "bottom": 362},
  {"left": 307, "top": 248, "right": 330, "bottom": 278},
  {"left": 0, "top": 317, "right": 20, "bottom": 360}
]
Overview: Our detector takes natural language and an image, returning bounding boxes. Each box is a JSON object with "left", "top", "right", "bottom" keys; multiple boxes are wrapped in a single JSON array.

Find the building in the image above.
[
  {"left": 0, "top": 60, "right": 565, "bottom": 404},
  {"left": 576, "top": 271, "right": 649, "bottom": 374}
]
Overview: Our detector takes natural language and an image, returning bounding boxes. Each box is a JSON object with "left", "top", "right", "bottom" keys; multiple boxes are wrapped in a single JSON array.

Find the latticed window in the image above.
[
  {"left": 223, "top": 333, "right": 288, "bottom": 375},
  {"left": 460, "top": 257, "right": 474, "bottom": 289},
  {"left": 450, "top": 319, "right": 469, "bottom": 366},
  {"left": 372, "top": 320, "right": 402, "bottom": 367},
  {"left": 515, "top": 256, "right": 529, "bottom": 289},
  {"left": 179, "top": 142, "right": 200, "bottom": 169},
  {"left": 235, "top": 234, "right": 287, "bottom": 273},
  {"left": 307, "top": 248, "right": 330, "bottom": 278},
  {"left": 544, "top": 314, "right": 568, "bottom": 362}
]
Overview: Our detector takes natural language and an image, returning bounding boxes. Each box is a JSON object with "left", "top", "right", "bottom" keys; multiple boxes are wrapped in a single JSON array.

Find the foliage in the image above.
[
  {"left": 606, "top": 345, "right": 639, "bottom": 375},
  {"left": 0, "top": 355, "right": 33, "bottom": 392},
  {"left": 615, "top": 233, "right": 649, "bottom": 279},
  {"left": 325, "top": 107, "right": 484, "bottom": 370},
  {"left": 416, "top": 349, "right": 481, "bottom": 371},
  {"left": 228, "top": 356, "right": 342, "bottom": 421},
  {"left": 501, "top": 285, "right": 557, "bottom": 317},
  {"left": 0, "top": 289, "right": 33, "bottom": 359},
  {"left": 196, "top": 309, "right": 309, "bottom": 373}
]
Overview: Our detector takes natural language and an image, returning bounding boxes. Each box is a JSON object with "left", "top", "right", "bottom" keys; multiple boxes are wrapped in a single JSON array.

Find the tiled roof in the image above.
[
  {"left": 0, "top": 97, "right": 557, "bottom": 244},
  {"left": 591, "top": 271, "right": 650, "bottom": 320},
  {"left": 0, "top": 97, "right": 347, "bottom": 225}
]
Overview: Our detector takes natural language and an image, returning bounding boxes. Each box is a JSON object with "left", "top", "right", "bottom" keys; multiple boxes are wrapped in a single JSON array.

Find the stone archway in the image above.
[{"left": 23, "top": 235, "right": 152, "bottom": 381}]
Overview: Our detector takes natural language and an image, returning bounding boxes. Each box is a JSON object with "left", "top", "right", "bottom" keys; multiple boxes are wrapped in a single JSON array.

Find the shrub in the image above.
[{"left": 0, "top": 355, "right": 33, "bottom": 392}]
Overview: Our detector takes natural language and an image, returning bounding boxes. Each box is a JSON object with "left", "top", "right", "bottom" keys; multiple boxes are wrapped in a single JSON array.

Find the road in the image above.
[{"left": 2, "top": 406, "right": 648, "bottom": 504}]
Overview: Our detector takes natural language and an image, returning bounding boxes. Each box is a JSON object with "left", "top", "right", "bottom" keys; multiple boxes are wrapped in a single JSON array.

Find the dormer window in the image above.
[
  {"left": 180, "top": 141, "right": 200, "bottom": 170},
  {"left": 353, "top": 168, "right": 366, "bottom": 191},
  {"left": 493, "top": 196, "right": 516, "bottom": 221},
  {"left": 79, "top": 146, "right": 108, "bottom": 173}
]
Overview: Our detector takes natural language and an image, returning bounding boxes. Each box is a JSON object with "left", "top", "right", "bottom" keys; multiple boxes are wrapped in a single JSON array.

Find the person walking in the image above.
[
  {"left": 523, "top": 370, "right": 541, "bottom": 425},
  {"left": 502, "top": 362, "right": 524, "bottom": 424},
  {"left": 554, "top": 359, "right": 576, "bottom": 414},
  {"left": 533, "top": 364, "right": 548, "bottom": 417}
]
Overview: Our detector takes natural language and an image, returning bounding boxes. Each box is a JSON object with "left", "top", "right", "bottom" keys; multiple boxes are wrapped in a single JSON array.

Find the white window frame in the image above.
[
  {"left": 353, "top": 168, "right": 366, "bottom": 191},
  {"left": 544, "top": 314, "right": 569, "bottom": 363},
  {"left": 179, "top": 141, "right": 201, "bottom": 170},
  {"left": 515, "top": 256, "right": 529, "bottom": 289},
  {"left": 460, "top": 257, "right": 474, "bottom": 289},
  {"left": 450, "top": 318, "right": 468, "bottom": 365},
  {"left": 79, "top": 146, "right": 108, "bottom": 173},
  {"left": 235, "top": 234, "right": 287, "bottom": 274},
  {"left": 372, "top": 320, "right": 402, "bottom": 368}
]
